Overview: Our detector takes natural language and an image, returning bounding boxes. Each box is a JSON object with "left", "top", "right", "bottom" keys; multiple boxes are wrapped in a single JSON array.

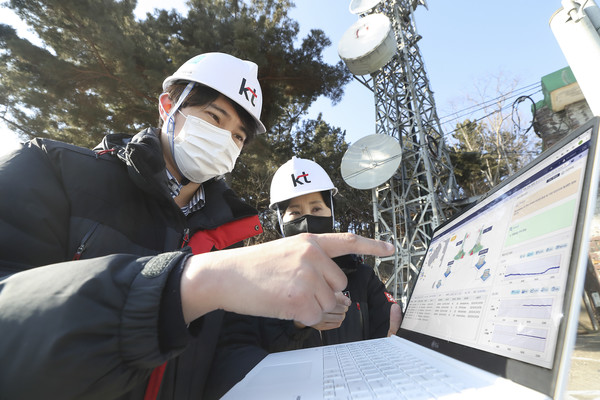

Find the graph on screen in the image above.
[{"left": 402, "top": 128, "right": 593, "bottom": 369}]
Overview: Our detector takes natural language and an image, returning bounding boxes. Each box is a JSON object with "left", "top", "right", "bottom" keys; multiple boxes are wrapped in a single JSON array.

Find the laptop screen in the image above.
[{"left": 401, "top": 121, "right": 597, "bottom": 371}]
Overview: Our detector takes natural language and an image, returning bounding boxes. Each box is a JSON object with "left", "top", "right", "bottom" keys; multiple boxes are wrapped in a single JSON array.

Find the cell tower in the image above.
[{"left": 338, "top": 0, "right": 459, "bottom": 306}]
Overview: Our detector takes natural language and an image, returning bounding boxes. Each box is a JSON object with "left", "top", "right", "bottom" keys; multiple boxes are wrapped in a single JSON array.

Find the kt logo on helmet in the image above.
[
  {"left": 238, "top": 78, "right": 258, "bottom": 106},
  {"left": 291, "top": 172, "right": 311, "bottom": 187}
]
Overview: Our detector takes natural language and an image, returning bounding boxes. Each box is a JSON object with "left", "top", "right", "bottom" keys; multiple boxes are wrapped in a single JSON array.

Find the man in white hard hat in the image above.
[
  {"left": 206, "top": 157, "right": 402, "bottom": 398},
  {"left": 0, "top": 53, "right": 394, "bottom": 400}
]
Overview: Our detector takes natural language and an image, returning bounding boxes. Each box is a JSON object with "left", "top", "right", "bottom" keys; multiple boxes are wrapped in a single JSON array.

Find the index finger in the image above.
[{"left": 312, "top": 232, "right": 395, "bottom": 259}]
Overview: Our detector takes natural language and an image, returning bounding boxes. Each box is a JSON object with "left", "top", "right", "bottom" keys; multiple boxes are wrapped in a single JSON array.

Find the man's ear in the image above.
[{"left": 158, "top": 93, "right": 173, "bottom": 121}]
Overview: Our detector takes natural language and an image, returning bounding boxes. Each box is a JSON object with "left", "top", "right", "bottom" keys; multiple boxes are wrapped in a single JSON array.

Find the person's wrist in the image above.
[{"left": 180, "top": 253, "right": 223, "bottom": 324}]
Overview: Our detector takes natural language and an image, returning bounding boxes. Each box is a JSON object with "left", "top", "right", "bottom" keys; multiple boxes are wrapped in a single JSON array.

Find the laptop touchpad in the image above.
[{"left": 248, "top": 361, "right": 312, "bottom": 387}]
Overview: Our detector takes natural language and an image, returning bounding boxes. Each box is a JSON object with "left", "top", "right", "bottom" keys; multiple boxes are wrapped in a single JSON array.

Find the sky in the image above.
[
  {"left": 286, "top": 0, "right": 570, "bottom": 144},
  {"left": 0, "top": 1, "right": 571, "bottom": 151}
]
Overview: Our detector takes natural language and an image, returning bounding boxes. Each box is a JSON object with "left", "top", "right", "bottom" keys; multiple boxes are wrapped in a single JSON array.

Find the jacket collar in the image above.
[
  {"left": 96, "top": 128, "right": 172, "bottom": 201},
  {"left": 95, "top": 128, "right": 259, "bottom": 229}
]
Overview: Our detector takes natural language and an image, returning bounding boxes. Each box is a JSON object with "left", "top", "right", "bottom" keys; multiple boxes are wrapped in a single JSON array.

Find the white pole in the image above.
[{"left": 550, "top": 0, "right": 600, "bottom": 116}]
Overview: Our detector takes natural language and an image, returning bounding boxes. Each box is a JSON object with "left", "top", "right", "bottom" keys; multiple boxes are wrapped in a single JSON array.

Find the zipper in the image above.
[
  {"left": 181, "top": 227, "right": 190, "bottom": 248},
  {"left": 73, "top": 222, "right": 100, "bottom": 260},
  {"left": 357, "top": 302, "right": 365, "bottom": 338}
]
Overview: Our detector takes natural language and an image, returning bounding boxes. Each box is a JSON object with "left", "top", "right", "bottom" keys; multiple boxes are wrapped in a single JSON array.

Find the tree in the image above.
[
  {"left": 446, "top": 75, "right": 541, "bottom": 197},
  {"left": 0, "top": 0, "right": 352, "bottom": 148}
]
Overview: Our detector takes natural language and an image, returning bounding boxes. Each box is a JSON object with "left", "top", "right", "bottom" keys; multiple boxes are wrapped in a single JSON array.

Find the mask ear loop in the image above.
[
  {"left": 329, "top": 190, "right": 336, "bottom": 232},
  {"left": 165, "top": 81, "right": 196, "bottom": 163},
  {"left": 276, "top": 205, "right": 285, "bottom": 237}
]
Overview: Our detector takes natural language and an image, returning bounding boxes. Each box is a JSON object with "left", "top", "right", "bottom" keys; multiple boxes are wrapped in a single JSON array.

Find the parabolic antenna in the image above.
[
  {"left": 349, "top": 0, "right": 382, "bottom": 15},
  {"left": 338, "top": 13, "right": 397, "bottom": 76},
  {"left": 341, "top": 134, "right": 402, "bottom": 190}
]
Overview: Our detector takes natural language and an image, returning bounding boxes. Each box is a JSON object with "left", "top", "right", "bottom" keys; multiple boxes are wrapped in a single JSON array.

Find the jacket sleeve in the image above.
[
  {"left": 0, "top": 251, "right": 192, "bottom": 400},
  {"left": 361, "top": 264, "right": 396, "bottom": 339},
  {"left": 260, "top": 318, "right": 319, "bottom": 352}
]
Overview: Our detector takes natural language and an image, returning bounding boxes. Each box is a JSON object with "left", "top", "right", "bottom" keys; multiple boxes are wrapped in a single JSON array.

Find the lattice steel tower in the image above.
[{"left": 338, "top": 0, "right": 459, "bottom": 306}]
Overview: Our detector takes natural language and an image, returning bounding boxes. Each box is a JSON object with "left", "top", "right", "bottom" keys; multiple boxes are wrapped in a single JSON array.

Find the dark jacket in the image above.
[
  {"left": 204, "top": 254, "right": 397, "bottom": 399},
  {"left": 0, "top": 129, "right": 262, "bottom": 400}
]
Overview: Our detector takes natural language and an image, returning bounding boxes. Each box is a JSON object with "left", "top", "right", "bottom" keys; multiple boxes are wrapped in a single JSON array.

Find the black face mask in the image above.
[{"left": 282, "top": 215, "right": 334, "bottom": 237}]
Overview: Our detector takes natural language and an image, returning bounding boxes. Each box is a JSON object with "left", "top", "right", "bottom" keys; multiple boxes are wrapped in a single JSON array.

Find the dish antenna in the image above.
[
  {"left": 341, "top": 134, "right": 402, "bottom": 190},
  {"left": 337, "top": 13, "right": 397, "bottom": 76},
  {"left": 348, "top": 0, "right": 382, "bottom": 14}
]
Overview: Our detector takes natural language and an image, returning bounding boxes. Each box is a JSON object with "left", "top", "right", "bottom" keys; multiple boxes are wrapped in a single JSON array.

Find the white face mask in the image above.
[{"left": 166, "top": 111, "right": 242, "bottom": 184}]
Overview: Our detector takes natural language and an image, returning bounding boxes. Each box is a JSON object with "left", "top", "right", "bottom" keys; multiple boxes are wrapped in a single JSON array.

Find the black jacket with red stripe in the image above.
[{"left": 0, "top": 128, "right": 262, "bottom": 400}]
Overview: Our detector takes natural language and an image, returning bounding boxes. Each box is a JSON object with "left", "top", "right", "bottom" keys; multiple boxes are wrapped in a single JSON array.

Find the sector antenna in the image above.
[{"left": 341, "top": 134, "right": 402, "bottom": 190}]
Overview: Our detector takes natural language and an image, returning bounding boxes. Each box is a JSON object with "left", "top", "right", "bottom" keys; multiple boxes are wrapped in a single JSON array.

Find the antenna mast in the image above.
[{"left": 339, "top": 0, "right": 458, "bottom": 306}]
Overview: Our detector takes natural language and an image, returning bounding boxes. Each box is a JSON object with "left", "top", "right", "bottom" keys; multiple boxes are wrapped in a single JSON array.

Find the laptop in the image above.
[{"left": 222, "top": 116, "right": 600, "bottom": 400}]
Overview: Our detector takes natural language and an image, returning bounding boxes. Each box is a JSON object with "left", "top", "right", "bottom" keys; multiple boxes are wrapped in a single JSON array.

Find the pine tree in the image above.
[{"left": 0, "top": 0, "right": 351, "bottom": 148}]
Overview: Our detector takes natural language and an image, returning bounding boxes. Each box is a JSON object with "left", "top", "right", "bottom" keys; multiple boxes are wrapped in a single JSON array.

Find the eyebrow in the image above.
[
  {"left": 207, "top": 103, "right": 251, "bottom": 139},
  {"left": 287, "top": 200, "right": 325, "bottom": 209}
]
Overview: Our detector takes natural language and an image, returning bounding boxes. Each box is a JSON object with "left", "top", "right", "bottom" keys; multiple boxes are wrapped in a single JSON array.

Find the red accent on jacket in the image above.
[
  {"left": 187, "top": 215, "right": 263, "bottom": 254},
  {"left": 143, "top": 214, "right": 263, "bottom": 400}
]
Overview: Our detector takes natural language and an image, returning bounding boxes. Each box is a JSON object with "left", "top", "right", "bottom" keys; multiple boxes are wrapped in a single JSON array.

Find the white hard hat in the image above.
[
  {"left": 162, "top": 52, "right": 266, "bottom": 134},
  {"left": 269, "top": 156, "right": 338, "bottom": 209}
]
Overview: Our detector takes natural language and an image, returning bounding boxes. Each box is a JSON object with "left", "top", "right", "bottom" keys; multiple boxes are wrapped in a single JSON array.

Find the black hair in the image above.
[
  {"left": 161, "top": 80, "right": 258, "bottom": 143},
  {"left": 321, "top": 190, "right": 335, "bottom": 210},
  {"left": 276, "top": 190, "right": 335, "bottom": 214}
]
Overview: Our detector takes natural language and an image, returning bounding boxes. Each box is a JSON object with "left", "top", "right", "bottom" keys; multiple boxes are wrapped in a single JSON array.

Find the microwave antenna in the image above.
[{"left": 338, "top": 0, "right": 459, "bottom": 306}]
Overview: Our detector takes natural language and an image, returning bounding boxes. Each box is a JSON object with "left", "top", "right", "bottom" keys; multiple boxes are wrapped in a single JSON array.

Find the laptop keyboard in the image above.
[{"left": 323, "top": 339, "right": 470, "bottom": 400}]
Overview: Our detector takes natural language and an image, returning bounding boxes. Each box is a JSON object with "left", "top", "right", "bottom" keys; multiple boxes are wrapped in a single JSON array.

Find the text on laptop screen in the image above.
[{"left": 402, "top": 127, "right": 593, "bottom": 369}]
